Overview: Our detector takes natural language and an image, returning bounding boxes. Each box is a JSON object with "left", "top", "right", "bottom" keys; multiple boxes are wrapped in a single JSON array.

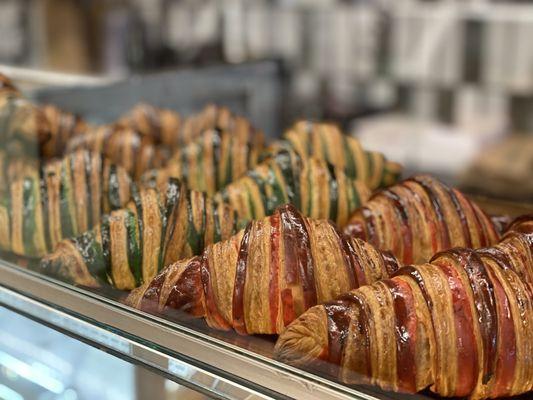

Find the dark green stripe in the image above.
[
  {"left": 327, "top": 164, "right": 339, "bottom": 222},
  {"left": 83, "top": 151, "right": 94, "bottom": 227},
  {"left": 131, "top": 185, "right": 144, "bottom": 273},
  {"left": 211, "top": 131, "right": 222, "bottom": 190},
  {"left": 39, "top": 168, "right": 52, "bottom": 253},
  {"left": 60, "top": 161, "right": 75, "bottom": 238},
  {"left": 161, "top": 178, "right": 182, "bottom": 263},
  {"left": 125, "top": 210, "right": 142, "bottom": 285},
  {"left": 212, "top": 202, "right": 222, "bottom": 243},
  {"left": 108, "top": 164, "right": 122, "bottom": 210},
  {"left": 74, "top": 229, "right": 107, "bottom": 284},
  {"left": 342, "top": 135, "right": 357, "bottom": 178},
  {"left": 186, "top": 194, "right": 203, "bottom": 255},
  {"left": 100, "top": 214, "right": 113, "bottom": 283},
  {"left": 22, "top": 178, "right": 37, "bottom": 255}
]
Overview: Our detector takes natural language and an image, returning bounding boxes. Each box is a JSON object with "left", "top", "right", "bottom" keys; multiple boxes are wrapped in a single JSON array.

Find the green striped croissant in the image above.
[
  {"left": 265, "top": 121, "right": 402, "bottom": 190},
  {"left": 116, "top": 103, "right": 258, "bottom": 154},
  {"left": 66, "top": 125, "right": 169, "bottom": 181},
  {"left": 117, "top": 103, "right": 238, "bottom": 151},
  {"left": 40, "top": 178, "right": 239, "bottom": 290},
  {"left": 70, "top": 107, "right": 264, "bottom": 185},
  {"left": 116, "top": 103, "right": 182, "bottom": 149},
  {"left": 143, "top": 126, "right": 265, "bottom": 195},
  {"left": 0, "top": 76, "right": 48, "bottom": 197},
  {"left": 40, "top": 104, "right": 87, "bottom": 159},
  {"left": 214, "top": 150, "right": 372, "bottom": 226},
  {"left": 0, "top": 150, "right": 132, "bottom": 257}
]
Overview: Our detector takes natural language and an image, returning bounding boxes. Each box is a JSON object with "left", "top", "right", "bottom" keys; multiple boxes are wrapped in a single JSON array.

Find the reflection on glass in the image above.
[{"left": 0, "top": 307, "right": 211, "bottom": 400}]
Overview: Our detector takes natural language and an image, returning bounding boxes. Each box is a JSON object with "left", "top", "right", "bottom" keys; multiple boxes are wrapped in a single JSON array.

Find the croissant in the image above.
[
  {"left": 214, "top": 150, "right": 371, "bottom": 226},
  {"left": 40, "top": 104, "right": 87, "bottom": 159},
  {"left": 344, "top": 174, "right": 500, "bottom": 264},
  {"left": 40, "top": 178, "right": 238, "bottom": 289},
  {"left": 275, "top": 215, "right": 533, "bottom": 399},
  {"left": 0, "top": 79, "right": 47, "bottom": 163},
  {"left": 143, "top": 125, "right": 265, "bottom": 195},
  {"left": 0, "top": 150, "right": 132, "bottom": 257},
  {"left": 125, "top": 204, "right": 400, "bottom": 334},
  {"left": 265, "top": 121, "right": 402, "bottom": 189},
  {"left": 177, "top": 104, "right": 242, "bottom": 142},
  {"left": 116, "top": 103, "right": 182, "bottom": 148},
  {"left": 0, "top": 73, "right": 19, "bottom": 94},
  {"left": 66, "top": 125, "right": 169, "bottom": 180},
  {"left": 117, "top": 103, "right": 239, "bottom": 150},
  {"left": 0, "top": 77, "right": 87, "bottom": 161}
]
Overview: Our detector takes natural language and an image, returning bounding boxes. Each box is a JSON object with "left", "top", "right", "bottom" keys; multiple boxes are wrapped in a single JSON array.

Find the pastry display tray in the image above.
[{"left": 0, "top": 197, "right": 531, "bottom": 400}]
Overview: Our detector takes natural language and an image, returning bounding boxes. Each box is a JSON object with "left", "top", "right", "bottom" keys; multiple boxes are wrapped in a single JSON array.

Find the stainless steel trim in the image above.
[{"left": 0, "top": 260, "right": 399, "bottom": 400}]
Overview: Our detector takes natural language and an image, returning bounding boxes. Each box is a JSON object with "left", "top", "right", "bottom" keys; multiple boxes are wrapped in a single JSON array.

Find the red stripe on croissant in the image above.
[
  {"left": 344, "top": 174, "right": 500, "bottom": 264},
  {"left": 125, "top": 204, "right": 401, "bottom": 334},
  {"left": 275, "top": 215, "right": 533, "bottom": 399}
]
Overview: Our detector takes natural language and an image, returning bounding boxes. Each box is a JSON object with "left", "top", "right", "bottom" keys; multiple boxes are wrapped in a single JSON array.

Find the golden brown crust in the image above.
[
  {"left": 126, "top": 204, "right": 400, "bottom": 334},
  {"left": 344, "top": 174, "right": 500, "bottom": 264},
  {"left": 274, "top": 306, "right": 329, "bottom": 366}
]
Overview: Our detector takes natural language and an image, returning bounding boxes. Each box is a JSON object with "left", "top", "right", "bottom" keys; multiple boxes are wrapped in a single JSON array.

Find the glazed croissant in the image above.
[
  {"left": 214, "top": 150, "right": 371, "bottom": 226},
  {"left": 275, "top": 215, "right": 533, "bottom": 399},
  {"left": 265, "top": 121, "right": 402, "bottom": 189},
  {"left": 344, "top": 174, "right": 500, "bottom": 264},
  {"left": 143, "top": 125, "right": 265, "bottom": 195},
  {"left": 125, "top": 204, "right": 400, "bottom": 334},
  {"left": 0, "top": 150, "right": 132, "bottom": 257},
  {"left": 40, "top": 178, "right": 238, "bottom": 289}
]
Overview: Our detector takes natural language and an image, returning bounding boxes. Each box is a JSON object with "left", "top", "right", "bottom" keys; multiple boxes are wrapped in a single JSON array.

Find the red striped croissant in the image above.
[
  {"left": 125, "top": 204, "right": 400, "bottom": 334},
  {"left": 344, "top": 174, "right": 500, "bottom": 264},
  {"left": 275, "top": 215, "right": 533, "bottom": 399}
]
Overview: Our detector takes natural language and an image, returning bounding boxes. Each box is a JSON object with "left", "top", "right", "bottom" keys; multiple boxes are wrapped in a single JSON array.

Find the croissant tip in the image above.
[
  {"left": 275, "top": 306, "right": 329, "bottom": 367},
  {"left": 124, "top": 285, "right": 146, "bottom": 308}
]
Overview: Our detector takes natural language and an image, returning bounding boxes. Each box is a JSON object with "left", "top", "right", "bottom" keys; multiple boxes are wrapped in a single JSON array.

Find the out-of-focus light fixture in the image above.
[{"left": 0, "top": 383, "right": 24, "bottom": 400}]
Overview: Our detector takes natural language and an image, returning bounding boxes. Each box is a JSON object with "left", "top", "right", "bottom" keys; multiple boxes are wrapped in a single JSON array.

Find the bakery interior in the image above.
[{"left": 0, "top": 1, "right": 532, "bottom": 400}]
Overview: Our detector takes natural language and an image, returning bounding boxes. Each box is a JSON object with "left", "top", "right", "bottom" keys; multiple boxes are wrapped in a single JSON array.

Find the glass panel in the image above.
[{"left": 0, "top": 307, "right": 211, "bottom": 400}]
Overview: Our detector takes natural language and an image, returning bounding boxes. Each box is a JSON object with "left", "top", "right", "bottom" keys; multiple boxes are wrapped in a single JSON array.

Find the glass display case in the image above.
[{"left": 0, "top": 61, "right": 531, "bottom": 400}]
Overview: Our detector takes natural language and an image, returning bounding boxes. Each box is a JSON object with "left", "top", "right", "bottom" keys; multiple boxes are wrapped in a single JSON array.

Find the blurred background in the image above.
[{"left": 1, "top": 0, "right": 532, "bottom": 196}]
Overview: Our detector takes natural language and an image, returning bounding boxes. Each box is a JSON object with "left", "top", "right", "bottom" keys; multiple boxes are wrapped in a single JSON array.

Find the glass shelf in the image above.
[{"left": 0, "top": 259, "right": 416, "bottom": 400}]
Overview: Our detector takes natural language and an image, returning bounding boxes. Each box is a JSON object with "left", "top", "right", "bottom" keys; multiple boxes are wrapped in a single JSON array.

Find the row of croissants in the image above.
[{"left": 1, "top": 73, "right": 531, "bottom": 399}]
